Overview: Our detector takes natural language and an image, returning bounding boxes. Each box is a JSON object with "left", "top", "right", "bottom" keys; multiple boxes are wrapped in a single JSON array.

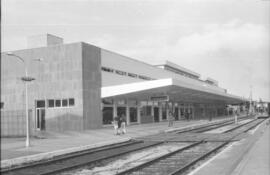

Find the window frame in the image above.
[
  {"left": 62, "top": 99, "right": 68, "bottom": 107},
  {"left": 48, "top": 99, "right": 55, "bottom": 108},
  {"left": 55, "top": 99, "right": 61, "bottom": 107},
  {"left": 68, "top": 98, "right": 75, "bottom": 106}
]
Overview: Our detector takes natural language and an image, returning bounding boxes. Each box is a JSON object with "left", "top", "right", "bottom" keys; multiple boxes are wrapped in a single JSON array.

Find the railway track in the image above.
[
  {"left": 196, "top": 118, "right": 257, "bottom": 134},
  {"left": 176, "top": 116, "right": 251, "bottom": 134},
  {"left": 117, "top": 141, "right": 228, "bottom": 175},
  {"left": 224, "top": 118, "right": 265, "bottom": 133},
  {"left": 1, "top": 117, "right": 265, "bottom": 175},
  {"left": 1, "top": 140, "right": 163, "bottom": 175},
  {"left": 116, "top": 118, "right": 266, "bottom": 175}
]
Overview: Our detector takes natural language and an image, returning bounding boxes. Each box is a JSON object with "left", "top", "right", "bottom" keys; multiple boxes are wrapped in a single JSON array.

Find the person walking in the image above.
[
  {"left": 120, "top": 114, "right": 127, "bottom": 134},
  {"left": 117, "top": 115, "right": 122, "bottom": 134},
  {"left": 168, "top": 111, "right": 174, "bottom": 127},
  {"left": 234, "top": 107, "right": 239, "bottom": 124},
  {"left": 112, "top": 116, "right": 119, "bottom": 135}
]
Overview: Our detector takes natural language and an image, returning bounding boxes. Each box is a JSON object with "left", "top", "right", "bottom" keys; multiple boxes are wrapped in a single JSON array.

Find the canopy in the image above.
[{"left": 101, "top": 78, "right": 247, "bottom": 104}]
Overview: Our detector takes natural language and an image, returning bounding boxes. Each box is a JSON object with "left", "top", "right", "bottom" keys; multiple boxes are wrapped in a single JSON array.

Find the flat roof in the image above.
[
  {"left": 206, "top": 77, "right": 218, "bottom": 84},
  {"left": 155, "top": 60, "right": 201, "bottom": 78}
]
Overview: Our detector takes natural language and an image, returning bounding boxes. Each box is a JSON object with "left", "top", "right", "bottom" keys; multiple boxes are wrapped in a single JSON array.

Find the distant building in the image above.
[{"left": 1, "top": 34, "right": 247, "bottom": 136}]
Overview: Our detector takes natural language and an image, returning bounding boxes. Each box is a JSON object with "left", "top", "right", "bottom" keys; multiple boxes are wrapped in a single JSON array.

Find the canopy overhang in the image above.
[{"left": 101, "top": 78, "right": 247, "bottom": 104}]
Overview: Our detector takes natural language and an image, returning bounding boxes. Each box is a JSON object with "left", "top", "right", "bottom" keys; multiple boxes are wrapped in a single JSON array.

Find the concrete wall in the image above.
[
  {"left": 27, "top": 34, "right": 63, "bottom": 48},
  {"left": 82, "top": 43, "right": 102, "bottom": 129},
  {"left": 0, "top": 110, "right": 34, "bottom": 137},
  {"left": 1, "top": 43, "right": 85, "bottom": 135}
]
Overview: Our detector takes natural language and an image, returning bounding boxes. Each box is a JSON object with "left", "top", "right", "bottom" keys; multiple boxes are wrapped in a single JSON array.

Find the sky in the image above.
[{"left": 2, "top": 0, "right": 270, "bottom": 101}]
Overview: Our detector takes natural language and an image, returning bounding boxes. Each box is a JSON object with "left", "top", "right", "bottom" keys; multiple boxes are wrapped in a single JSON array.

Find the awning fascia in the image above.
[{"left": 101, "top": 78, "right": 247, "bottom": 103}]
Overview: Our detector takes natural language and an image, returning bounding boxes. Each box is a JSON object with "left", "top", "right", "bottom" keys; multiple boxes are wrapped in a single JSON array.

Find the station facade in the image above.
[{"left": 1, "top": 34, "right": 246, "bottom": 136}]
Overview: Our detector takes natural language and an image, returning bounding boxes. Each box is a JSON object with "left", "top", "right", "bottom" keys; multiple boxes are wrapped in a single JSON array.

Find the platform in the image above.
[
  {"left": 190, "top": 117, "right": 269, "bottom": 175},
  {"left": 1, "top": 116, "right": 235, "bottom": 168}
]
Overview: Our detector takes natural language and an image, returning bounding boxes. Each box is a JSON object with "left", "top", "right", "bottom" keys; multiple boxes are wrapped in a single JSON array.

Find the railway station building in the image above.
[{"left": 1, "top": 34, "right": 247, "bottom": 136}]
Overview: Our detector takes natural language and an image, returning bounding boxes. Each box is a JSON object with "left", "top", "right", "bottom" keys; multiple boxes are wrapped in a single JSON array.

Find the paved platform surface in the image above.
[
  {"left": 190, "top": 117, "right": 270, "bottom": 175},
  {"left": 1, "top": 116, "right": 233, "bottom": 167},
  {"left": 232, "top": 119, "right": 269, "bottom": 175}
]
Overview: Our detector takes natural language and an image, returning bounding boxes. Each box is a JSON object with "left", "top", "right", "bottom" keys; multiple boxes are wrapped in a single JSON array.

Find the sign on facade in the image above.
[{"left": 150, "top": 95, "right": 169, "bottom": 102}]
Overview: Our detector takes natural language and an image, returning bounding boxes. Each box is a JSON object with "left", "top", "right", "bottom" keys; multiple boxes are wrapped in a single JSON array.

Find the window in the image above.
[
  {"left": 37, "top": 100, "right": 45, "bottom": 108},
  {"left": 46, "top": 98, "right": 75, "bottom": 108},
  {"left": 69, "top": 98, "right": 75, "bottom": 106},
  {"left": 102, "top": 98, "right": 113, "bottom": 105},
  {"left": 55, "top": 100, "right": 61, "bottom": 107},
  {"left": 141, "top": 106, "right": 152, "bottom": 116},
  {"left": 62, "top": 99, "right": 68, "bottom": 107},
  {"left": 48, "top": 99, "right": 55, "bottom": 108}
]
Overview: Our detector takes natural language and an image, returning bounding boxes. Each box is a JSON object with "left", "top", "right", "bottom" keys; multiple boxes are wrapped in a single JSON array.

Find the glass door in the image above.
[
  {"left": 36, "top": 100, "right": 46, "bottom": 130},
  {"left": 154, "top": 107, "right": 159, "bottom": 122},
  {"left": 36, "top": 108, "right": 45, "bottom": 130},
  {"left": 129, "top": 107, "right": 138, "bottom": 123},
  {"left": 102, "top": 106, "right": 113, "bottom": 125},
  {"left": 117, "top": 106, "right": 126, "bottom": 119}
]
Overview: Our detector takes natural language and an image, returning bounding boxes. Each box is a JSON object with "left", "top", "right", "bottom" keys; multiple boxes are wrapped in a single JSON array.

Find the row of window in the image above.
[
  {"left": 101, "top": 67, "right": 154, "bottom": 81},
  {"left": 36, "top": 98, "right": 75, "bottom": 108},
  {"left": 48, "top": 98, "right": 75, "bottom": 108}
]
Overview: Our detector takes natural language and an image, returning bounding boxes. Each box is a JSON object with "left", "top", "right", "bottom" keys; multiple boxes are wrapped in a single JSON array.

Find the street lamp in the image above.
[
  {"left": 249, "top": 85, "right": 253, "bottom": 116},
  {"left": 6, "top": 52, "right": 42, "bottom": 147}
]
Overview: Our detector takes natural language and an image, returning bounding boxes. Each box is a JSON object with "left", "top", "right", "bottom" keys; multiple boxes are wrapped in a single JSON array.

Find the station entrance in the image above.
[
  {"left": 102, "top": 97, "right": 200, "bottom": 126},
  {"left": 117, "top": 106, "right": 126, "bottom": 118},
  {"left": 154, "top": 107, "right": 159, "bottom": 122},
  {"left": 35, "top": 100, "right": 46, "bottom": 130}
]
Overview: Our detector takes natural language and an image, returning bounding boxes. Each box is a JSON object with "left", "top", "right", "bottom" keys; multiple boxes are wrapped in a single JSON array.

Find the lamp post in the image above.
[
  {"left": 249, "top": 85, "right": 253, "bottom": 116},
  {"left": 6, "top": 52, "right": 41, "bottom": 147}
]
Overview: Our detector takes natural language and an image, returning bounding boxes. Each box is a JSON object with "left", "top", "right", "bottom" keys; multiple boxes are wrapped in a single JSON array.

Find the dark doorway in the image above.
[
  {"left": 154, "top": 107, "right": 159, "bottom": 122},
  {"left": 36, "top": 107, "right": 45, "bottom": 130},
  {"left": 129, "top": 107, "right": 138, "bottom": 123},
  {"left": 117, "top": 107, "right": 126, "bottom": 119},
  {"left": 180, "top": 108, "right": 184, "bottom": 119},
  {"left": 102, "top": 106, "right": 113, "bottom": 125},
  {"left": 174, "top": 107, "right": 179, "bottom": 120}
]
